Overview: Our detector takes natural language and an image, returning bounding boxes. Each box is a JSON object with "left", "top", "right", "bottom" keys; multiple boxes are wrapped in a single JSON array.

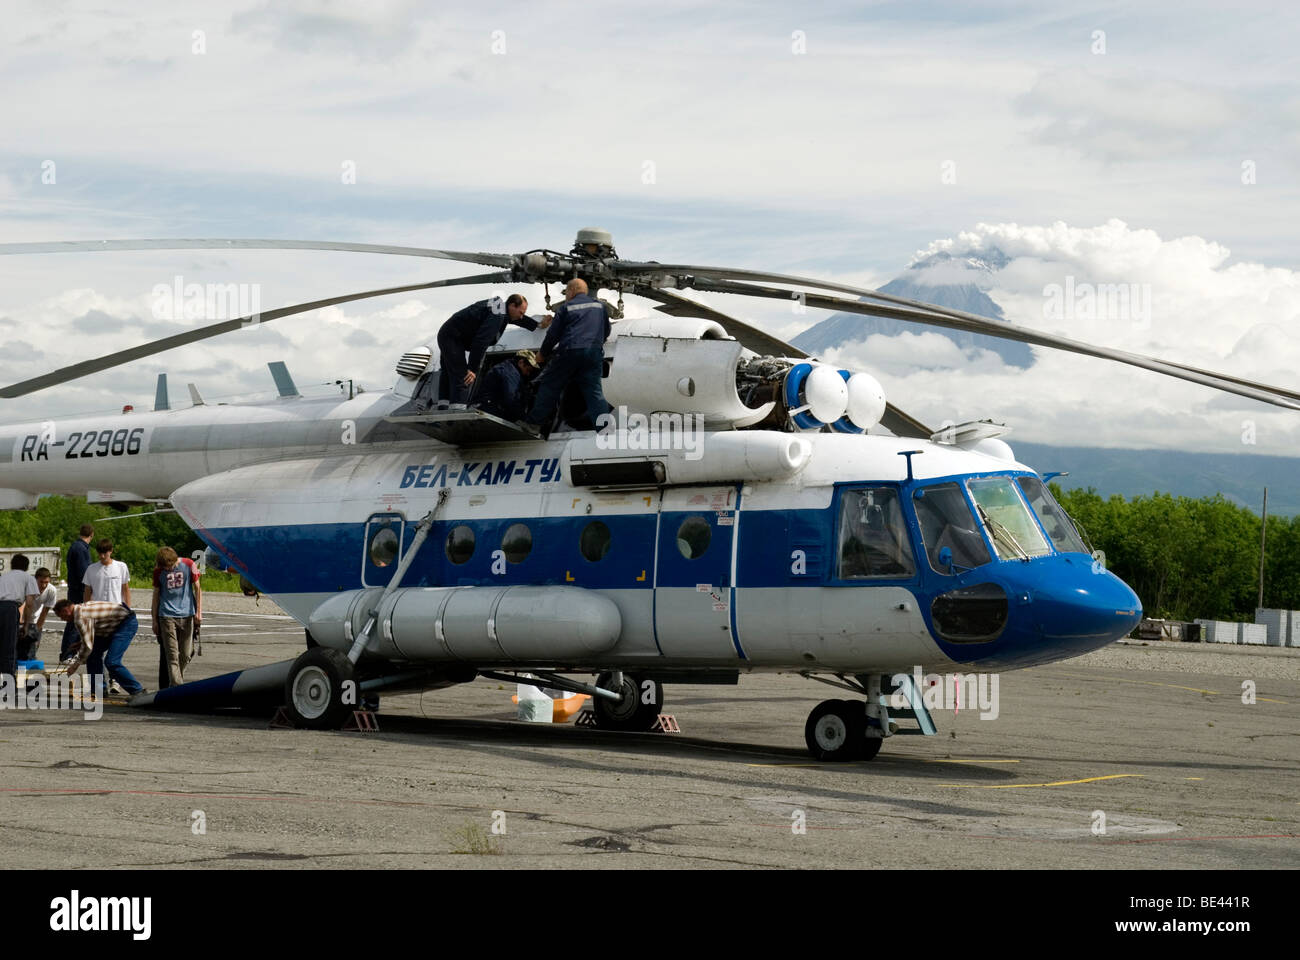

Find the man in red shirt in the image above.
[{"left": 151, "top": 547, "right": 202, "bottom": 688}]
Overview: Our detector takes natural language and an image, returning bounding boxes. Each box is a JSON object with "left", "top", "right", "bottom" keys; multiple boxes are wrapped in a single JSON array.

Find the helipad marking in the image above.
[{"left": 940, "top": 774, "right": 1143, "bottom": 789}]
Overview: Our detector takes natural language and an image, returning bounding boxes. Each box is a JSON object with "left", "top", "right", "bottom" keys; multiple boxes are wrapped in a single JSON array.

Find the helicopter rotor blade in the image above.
[
  {"left": 0, "top": 270, "right": 512, "bottom": 399},
  {"left": 682, "top": 276, "right": 1300, "bottom": 411},
  {"left": 631, "top": 286, "right": 804, "bottom": 359},
  {"left": 0, "top": 238, "right": 516, "bottom": 270},
  {"left": 629, "top": 285, "right": 934, "bottom": 438},
  {"left": 651, "top": 263, "right": 1300, "bottom": 406}
]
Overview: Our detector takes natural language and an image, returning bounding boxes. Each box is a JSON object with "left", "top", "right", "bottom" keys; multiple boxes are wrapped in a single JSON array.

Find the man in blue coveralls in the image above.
[
  {"left": 474, "top": 350, "right": 540, "bottom": 422},
  {"left": 437, "top": 295, "right": 550, "bottom": 405},
  {"left": 524, "top": 279, "right": 610, "bottom": 435}
]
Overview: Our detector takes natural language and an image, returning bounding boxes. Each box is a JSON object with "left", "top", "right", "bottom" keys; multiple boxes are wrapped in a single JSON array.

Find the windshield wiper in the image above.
[{"left": 975, "top": 503, "right": 1030, "bottom": 561}]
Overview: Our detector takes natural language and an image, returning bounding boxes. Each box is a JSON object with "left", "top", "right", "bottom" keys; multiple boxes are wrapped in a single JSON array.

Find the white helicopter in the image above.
[{"left": 2, "top": 229, "right": 1296, "bottom": 760}]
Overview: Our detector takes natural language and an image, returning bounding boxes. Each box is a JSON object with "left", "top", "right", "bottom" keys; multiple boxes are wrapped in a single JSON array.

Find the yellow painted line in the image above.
[
  {"left": 745, "top": 758, "right": 1022, "bottom": 767},
  {"left": 918, "top": 758, "right": 1021, "bottom": 764},
  {"left": 1047, "top": 671, "right": 1289, "bottom": 704},
  {"left": 1184, "top": 777, "right": 1204, "bottom": 781},
  {"left": 940, "top": 774, "right": 1143, "bottom": 789},
  {"left": 1045, "top": 672, "right": 1219, "bottom": 696}
]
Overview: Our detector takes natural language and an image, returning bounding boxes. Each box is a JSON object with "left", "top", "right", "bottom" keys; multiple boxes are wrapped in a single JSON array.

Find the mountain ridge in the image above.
[{"left": 1010, "top": 441, "right": 1288, "bottom": 515}]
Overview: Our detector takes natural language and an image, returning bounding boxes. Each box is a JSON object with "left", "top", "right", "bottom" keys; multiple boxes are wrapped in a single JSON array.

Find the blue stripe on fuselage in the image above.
[{"left": 199, "top": 498, "right": 1138, "bottom": 670}]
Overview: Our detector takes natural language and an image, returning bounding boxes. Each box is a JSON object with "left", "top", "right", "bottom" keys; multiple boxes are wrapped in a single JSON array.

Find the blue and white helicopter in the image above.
[{"left": 2, "top": 230, "right": 1296, "bottom": 760}]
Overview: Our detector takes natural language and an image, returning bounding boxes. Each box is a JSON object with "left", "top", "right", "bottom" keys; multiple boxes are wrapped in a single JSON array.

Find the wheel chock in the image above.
[
  {"left": 651, "top": 714, "right": 681, "bottom": 733},
  {"left": 342, "top": 710, "right": 379, "bottom": 733},
  {"left": 269, "top": 706, "right": 295, "bottom": 730},
  {"left": 575, "top": 711, "right": 680, "bottom": 732}
]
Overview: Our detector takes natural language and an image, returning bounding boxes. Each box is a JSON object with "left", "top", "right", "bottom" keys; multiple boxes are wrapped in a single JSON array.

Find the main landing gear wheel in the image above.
[
  {"left": 284, "top": 648, "right": 356, "bottom": 730},
  {"left": 592, "top": 671, "right": 663, "bottom": 731},
  {"left": 805, "top": 699, "right": 880, "bottom": 761}
]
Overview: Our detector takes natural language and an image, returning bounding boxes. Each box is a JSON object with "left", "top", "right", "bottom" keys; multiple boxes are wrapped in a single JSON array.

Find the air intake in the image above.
[{"left": 395, "top": 347, "right": 433, "bottom": 379}]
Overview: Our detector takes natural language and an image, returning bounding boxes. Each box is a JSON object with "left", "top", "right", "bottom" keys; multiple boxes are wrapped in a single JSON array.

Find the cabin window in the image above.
[
  {"left": 1016, "top": 476, "right": 1088, "bottom": 554},
  {"left": 913, "top": 483, "right": 992, "bottom": 573},
  {"left": 446, "top": 525, "right": 476, "bottom": 565},
  {"left": 502, "top": 523, "right": 532, "bottom": 563},
  {"left": 676, "top": 517, "right": 711, "bottom": 559},
  {"left": 966, "top": 477, "right": 1051, "bottom": 560},
  {"left": 368, "top": 525, "right": 399, "bottom": 568},
  {"left": 581, "top": 521, "right": 611, "bottom": 562},
  {"left": 837, "top": 487, "right": 914, "bottom": 579}
]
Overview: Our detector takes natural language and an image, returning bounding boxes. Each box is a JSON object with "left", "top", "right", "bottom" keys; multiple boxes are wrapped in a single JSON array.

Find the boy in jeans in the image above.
[{"left": 151, "top": 547, "right": 202, "bottom": 688}]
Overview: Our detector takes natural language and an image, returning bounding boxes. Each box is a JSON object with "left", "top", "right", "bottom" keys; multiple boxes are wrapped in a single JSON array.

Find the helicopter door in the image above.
[
  {"left": 654, "top": 485, "right": 742, "bottom": 660},
  {"left": 362, "top": 512, "right": 405, "bottom": 587}
]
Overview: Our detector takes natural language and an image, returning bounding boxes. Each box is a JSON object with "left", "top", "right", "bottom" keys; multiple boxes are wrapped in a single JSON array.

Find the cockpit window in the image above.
[
  {"left": 912, "top": 483, "right": 992, "bottom": 574},
  {"left": 966, "top": 476, "right": 1051, "bottom": 560},
  {"left": 837, "top": 487, "right": 915, "bottom": 579},
  {"left": 1016, "top": 476, "right": 1088, "bottom": 554}
]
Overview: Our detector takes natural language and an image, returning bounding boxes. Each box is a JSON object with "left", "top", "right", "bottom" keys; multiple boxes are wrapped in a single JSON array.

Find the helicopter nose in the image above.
[
  {"left": 1032, "top": 565, "right": 1142, "bottom": 648},
  {"left": 929, "top": 555, "right": 1142, "bottom": 669}
]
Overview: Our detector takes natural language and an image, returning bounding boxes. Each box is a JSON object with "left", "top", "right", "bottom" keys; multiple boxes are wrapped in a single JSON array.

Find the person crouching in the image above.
[{"left": 54, "top": 598, "right": 145, "bottom": 697}]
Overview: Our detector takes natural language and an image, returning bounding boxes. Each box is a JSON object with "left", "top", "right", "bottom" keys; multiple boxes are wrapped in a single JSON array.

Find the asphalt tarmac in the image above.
[{"left": 2, "top": 592, "right": 1297, "bottom": 869}]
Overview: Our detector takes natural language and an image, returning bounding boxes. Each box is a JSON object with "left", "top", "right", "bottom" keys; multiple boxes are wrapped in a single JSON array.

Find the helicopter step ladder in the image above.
[{"left": 864, "top": 673, "right": 937, "bottom": 738}]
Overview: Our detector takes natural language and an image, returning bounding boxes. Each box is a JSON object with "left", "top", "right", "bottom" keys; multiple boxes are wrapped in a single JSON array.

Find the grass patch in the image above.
[{"left": 447, "top": 820, "right": 502, "bottom": 855}]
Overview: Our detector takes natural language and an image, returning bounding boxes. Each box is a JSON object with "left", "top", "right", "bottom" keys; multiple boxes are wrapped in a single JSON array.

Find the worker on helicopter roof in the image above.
[
  {"left": 524, "top": 279, "right": 611, "bottom": 436},
  {"left": 473, "top": 350, "right": 540, "bottom": 422},
  {"left": 437, "top": 295, "right": 550, "bottom": 407}
]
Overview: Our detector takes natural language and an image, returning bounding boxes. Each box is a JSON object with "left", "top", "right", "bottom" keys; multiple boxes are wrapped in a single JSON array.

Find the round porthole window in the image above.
[
  {"left": 368, "top": 526, "right": 399, "bottom": 567},
  {"left": 502, "top": 523, "right": 532, "bottom": 563},
  {"left": 675, "top": 516, "right": 711, "bottom": 559},
  {"left": 446, "top": 525, "right": 476, "bottom": 565}
]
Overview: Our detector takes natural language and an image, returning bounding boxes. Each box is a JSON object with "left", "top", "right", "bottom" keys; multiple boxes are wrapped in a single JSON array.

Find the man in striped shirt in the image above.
[{"left": 53, "top": 599, "right": 145, "bottom": 696}]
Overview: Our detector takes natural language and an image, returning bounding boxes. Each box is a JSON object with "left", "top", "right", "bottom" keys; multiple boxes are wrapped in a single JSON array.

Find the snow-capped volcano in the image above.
[{"left": 791, "top": 246, "right": 1033, "bottom": 368}]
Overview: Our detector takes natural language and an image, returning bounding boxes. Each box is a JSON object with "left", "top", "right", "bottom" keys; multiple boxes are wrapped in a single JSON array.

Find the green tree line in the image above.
[
  {"left": 1055, "top": 487, "right": 1282, "bottom": 622},
  {"left": 0, "top": 496, "right": 242, "bottom": 592}
]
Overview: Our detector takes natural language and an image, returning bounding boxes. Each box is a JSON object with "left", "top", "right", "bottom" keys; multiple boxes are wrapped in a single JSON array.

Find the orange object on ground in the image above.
[{"left": 511, "top": 691, "right": 590, "bottom": 722}]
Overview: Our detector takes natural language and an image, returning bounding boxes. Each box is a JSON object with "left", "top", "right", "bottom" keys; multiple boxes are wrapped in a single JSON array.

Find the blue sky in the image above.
[{"left": 1, "top": 0, "right": 1297, "bottom": 455}]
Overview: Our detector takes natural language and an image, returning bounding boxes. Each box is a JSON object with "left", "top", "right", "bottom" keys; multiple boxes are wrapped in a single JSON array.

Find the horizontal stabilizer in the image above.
[{"left": 0, "top": 489, "right": 39, "bottom": 510}]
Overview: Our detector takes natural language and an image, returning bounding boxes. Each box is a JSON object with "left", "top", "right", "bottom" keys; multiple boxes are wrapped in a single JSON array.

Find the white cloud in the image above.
[
  {"left": 1, "top": 2, "right": 1298, "bottom": 467},
  {"left": 822, "top": 220, "right": 1300, "bottom": 455},
  {"left": 1016, "top": 69, "right": 1236, "bottom": 161}
]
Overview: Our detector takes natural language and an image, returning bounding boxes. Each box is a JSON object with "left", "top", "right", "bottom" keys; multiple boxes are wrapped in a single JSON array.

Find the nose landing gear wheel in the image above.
[
  {"left": 805, "top": 699, "right": 878, "bottom": 761},
  {"left": 592, "top": 672, "right": 663, "bottom": 731},
  {"left": 284, "top": 648, "right": 356, "bottom": 730}
]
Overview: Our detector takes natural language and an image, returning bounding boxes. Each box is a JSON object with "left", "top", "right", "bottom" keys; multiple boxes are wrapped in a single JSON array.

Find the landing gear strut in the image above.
[{"left": 592, "top": 671, "right": 663, "bottom": 731}]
